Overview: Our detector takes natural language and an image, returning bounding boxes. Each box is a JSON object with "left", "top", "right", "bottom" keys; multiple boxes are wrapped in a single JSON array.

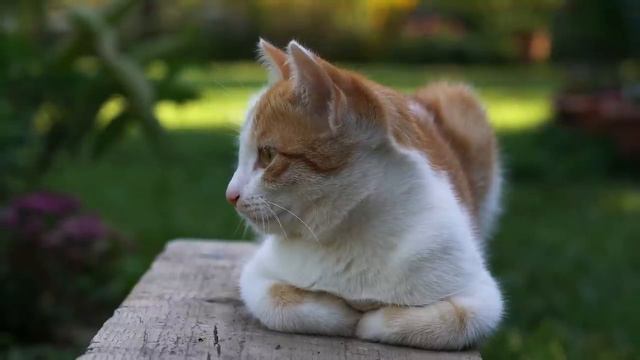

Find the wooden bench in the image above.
[{"left": 80, "top": 240, "right": 481, "bottom": 359}]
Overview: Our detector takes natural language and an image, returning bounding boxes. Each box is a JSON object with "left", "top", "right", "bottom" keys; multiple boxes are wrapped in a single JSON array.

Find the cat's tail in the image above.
[{"left": 413, "top": 82, "right": 502, "bottom": 241}]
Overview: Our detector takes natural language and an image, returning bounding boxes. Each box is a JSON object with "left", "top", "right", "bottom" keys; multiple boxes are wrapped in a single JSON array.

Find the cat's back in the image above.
[{"left": 410, "top": 82, "right": 501, "bottom": 238}]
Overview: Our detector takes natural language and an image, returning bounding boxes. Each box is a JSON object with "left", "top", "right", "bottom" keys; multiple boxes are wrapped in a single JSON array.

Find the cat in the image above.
[{"left": 226, "top": 39, "right": 504, "bottom": 350}]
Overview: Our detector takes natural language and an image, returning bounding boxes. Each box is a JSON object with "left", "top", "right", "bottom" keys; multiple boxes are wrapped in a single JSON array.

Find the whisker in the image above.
[
  {"left": 232, "top": 218, "right": 243, "bottom": 236},
  {"left": 259, "top": 207, "right": 265, "bottom": 233},
  {"left": 264, "top": 200, "right": 319, "bottom": 242},
  {"left": 260, "top": 198, "right": 289, "bottom": 241},
  {"left": 212, "top": 78, "right": 232, "bottom": 96},
  {"left": 241, "top": 221, "right": 249, "bottom": 239}
]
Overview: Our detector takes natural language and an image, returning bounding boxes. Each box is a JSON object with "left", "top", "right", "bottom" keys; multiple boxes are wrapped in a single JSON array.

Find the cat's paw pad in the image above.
[{"left": 355, "top": 309, "right": 387, "bottom": 341}]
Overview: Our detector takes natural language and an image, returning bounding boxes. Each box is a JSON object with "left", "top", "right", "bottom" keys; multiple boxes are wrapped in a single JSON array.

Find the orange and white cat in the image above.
[{"left": 226, "top": 39, "right": 504, "bottom": 350}]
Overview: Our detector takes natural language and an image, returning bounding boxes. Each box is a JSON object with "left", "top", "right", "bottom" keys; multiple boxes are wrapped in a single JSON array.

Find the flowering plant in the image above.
[{"left": 0, "top": 191, "right": 131, "bottom": 343}]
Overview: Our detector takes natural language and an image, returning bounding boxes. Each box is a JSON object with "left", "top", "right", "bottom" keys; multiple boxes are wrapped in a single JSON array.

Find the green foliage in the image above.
[
  {"left": 0, "top": 0, "right": 196, "bottom": 197},
  {"left": 429, "top": 0, "right": 563, "bottom": 34},
  {"left": 0, "top": 344, "right": 77, "bottom": 360},
  {"left": 249, "top": 0, "right": 417, "bottom": 60},
  {"left": 191, "top": 0, "right": 561, "bottom": 63},
  {"left": 388, "top": 34, "right": 508, "bottom": 64},
  {"left": 411, "top": 0, "right": 562, "bottom": 63},
  {"left": 190, "top": 0, "right": 562, "bottom": 63},
  {"left": 552, "top": 0, "right": 640, "bottom": 63}
]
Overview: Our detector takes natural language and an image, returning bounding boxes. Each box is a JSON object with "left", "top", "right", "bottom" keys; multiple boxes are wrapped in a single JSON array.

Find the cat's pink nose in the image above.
[{"left": 226, "top": 190, "right": 241, "bottom": 206}]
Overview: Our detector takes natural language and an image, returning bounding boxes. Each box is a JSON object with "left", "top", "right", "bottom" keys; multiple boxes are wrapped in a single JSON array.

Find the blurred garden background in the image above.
[{"left": 1, "top": 0, "right": 639, "bottom": 359}]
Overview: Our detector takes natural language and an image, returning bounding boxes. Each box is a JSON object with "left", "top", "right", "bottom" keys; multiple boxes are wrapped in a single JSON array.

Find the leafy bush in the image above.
[
  {"left": 0, "top": 191, "right": 132, "bottom": 345},
  {"left": 388, "top": 34, "right": 511, "bottom": 64},
  {"left": 552, "top": 0, "right": 640, "bottom": 64}
]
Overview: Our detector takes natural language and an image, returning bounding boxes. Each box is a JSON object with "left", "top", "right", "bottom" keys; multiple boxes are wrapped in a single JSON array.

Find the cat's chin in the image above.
[
  {"left": 241, "top": 214, "right": 288, "bottom": 236},
  {"left": 239, "top": 207, "right": 283, "bottom": 222},
  {"left": 244, "top": 217, "right": 319, "bottom": 241}
]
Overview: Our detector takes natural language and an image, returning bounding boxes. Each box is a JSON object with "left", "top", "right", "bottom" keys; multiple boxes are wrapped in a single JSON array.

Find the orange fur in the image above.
[
  {"left": 379, "top": 299, "right": 468, "bottom": 336},
  {"left": 445, "top": 298, "right": 469, "bottom": 332},
  {"left": 269, "top": 283, "right": 351, "bottom": 309},
  {"left": 269, "top": 283, "right": 307, "bottom": 307}
]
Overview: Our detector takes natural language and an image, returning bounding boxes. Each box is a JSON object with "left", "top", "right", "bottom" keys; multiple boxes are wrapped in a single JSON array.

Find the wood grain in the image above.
[{"left": 79, "top": 240, "right": 481, "bottom": 359}]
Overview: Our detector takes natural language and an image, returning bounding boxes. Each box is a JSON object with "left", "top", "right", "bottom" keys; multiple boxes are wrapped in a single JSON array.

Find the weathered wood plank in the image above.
[{"left": 80, "top": 240, "right": 481, "bottom": 359}]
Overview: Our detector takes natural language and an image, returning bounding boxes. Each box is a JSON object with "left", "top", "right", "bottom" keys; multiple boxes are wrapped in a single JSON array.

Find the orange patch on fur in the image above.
[
  {"left": 445, "top": 298, "right": 469, "bottom": 332},
  {"left": 269, "top": 283, "right": 350, "bottom": 309},
  {"left": 269, "top": 284, "right": 307, "bottom": 307},
  {"left": 380, "top": 301, "right": 468, "bottom": 335},
  {"left": 381, "top": 305, "right": 407, "bottom": 323}
]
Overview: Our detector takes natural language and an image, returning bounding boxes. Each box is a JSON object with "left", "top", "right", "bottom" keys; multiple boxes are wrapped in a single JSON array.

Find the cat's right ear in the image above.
[{"left": 257, "top": 38, "right": 290, "bottom": 82}]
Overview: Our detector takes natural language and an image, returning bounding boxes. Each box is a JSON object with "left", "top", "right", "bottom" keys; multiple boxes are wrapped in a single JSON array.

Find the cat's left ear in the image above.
[
  {"left": 257, "top": 38, "right": 290, "bottom": 82},
  {"left": 287, "top": 40, "right": 346, "bottom": 132}
]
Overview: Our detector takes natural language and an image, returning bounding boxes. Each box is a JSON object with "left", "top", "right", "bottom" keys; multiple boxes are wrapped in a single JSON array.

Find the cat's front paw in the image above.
[
  {"left": 253, "top": 283, "right": 362, "bottom": 337},
  {"left": 355, "top": 308, "right": 388, "bottom": 342}
]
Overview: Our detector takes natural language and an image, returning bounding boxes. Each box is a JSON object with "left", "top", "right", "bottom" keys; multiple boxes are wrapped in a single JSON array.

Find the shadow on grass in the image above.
[{"left": 42, "top": 124, "right": 639, "bottom": 359}]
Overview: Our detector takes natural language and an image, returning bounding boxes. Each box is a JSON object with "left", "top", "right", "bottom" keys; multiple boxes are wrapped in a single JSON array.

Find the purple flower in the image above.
[
  {"left": 2, "top": 192, "right": 81, "bottom": 242},
  {"left": 44, "top": 214, "right": 109, "bottom": 247},
  {"left": 0, "top": 207, "right": 18, "bottom": 228},
  {"left": 12, "top": 191, "right": 80, "bottom": 217},
  {"left": 1, "top": 206, "right": 46, "bottom": 240}
]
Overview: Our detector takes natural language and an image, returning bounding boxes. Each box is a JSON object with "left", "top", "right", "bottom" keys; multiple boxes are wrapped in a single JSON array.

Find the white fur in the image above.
[
  {"left": 408, "top": 99, "right": 434, "bottom": 125},
  {"left": 228, "top": 42, "right": 504, "bottom": 350}
]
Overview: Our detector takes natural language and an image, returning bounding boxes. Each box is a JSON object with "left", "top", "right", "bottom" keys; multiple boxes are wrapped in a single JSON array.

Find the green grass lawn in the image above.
[{"left": 43, "top": 63, "right": 640, "bottom": 359}]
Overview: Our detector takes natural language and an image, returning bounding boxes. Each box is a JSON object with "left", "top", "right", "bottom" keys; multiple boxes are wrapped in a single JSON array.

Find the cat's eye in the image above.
[{"left": 257, "top": 146, "right": 276, "bottom": 168}]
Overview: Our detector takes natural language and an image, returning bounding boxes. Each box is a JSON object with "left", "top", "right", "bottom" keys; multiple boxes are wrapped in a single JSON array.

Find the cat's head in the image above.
[{"left": 226, "top": 39, "right": 396, "bottom": 241}]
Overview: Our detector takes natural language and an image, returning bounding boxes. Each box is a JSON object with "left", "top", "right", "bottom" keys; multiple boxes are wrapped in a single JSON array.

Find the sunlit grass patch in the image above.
[
  {"left": 156, "top": 88, "right": 254, "bottom": 128},
  {"left": 180, "top": 62, "right": 268, "bottom": 87},
  {"left": 605, "top": 188, "right": 640, "bottom": 213},
  {"left": 483, "top": 92, "right": 551, "bottom": 130},
  {"left": 156, "top": 63, "right": 556, "bottom": 131}
]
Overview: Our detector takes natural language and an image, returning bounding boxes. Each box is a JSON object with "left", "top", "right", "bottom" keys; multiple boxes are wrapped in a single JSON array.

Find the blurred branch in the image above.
[
  {"left": 70, "top": 8, "right": 164, "bottom": 138},
  {"left": 1, "top": 0, "right": 197, "bottom": 195},
  {"left": 102, "top": 0, "right": 141, "bottom": 26}
]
